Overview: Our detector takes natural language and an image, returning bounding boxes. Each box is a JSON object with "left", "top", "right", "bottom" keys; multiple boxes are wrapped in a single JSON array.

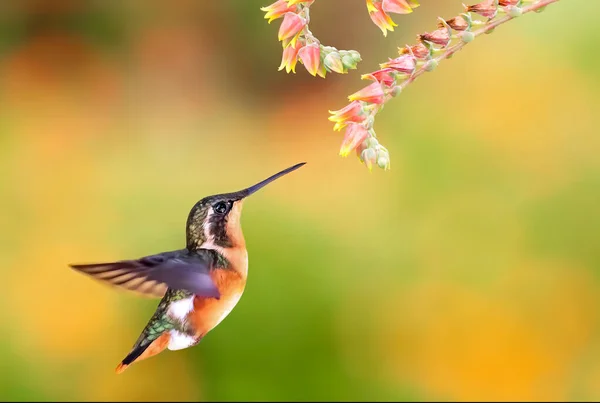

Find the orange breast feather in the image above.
[{"left": 190, "top": 268, "right": 246, "bottom": 338}]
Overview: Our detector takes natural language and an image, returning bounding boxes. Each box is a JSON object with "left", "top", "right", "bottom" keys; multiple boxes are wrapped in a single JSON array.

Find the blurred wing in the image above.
[{"left": 70, "top": 253, "right": 220, "bottom": 299}]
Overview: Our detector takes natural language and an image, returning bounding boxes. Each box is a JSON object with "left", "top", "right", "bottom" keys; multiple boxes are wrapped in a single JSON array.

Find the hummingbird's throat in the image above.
[{"left": 202, "top": 201, "right": 245, "bottom": 249}]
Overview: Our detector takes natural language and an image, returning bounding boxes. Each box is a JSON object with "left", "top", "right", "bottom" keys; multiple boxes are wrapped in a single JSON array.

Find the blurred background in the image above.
[{"left": 0, "top": 0, "right": 598, "bottom": 401}]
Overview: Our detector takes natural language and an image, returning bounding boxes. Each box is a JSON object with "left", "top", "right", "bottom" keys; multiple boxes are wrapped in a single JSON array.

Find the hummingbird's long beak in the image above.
[{"left": 230, "top": 162, "right": 306, "bottom": 200}]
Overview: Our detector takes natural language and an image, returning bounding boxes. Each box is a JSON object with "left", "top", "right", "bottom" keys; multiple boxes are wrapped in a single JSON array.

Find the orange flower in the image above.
[
  {"left": 328, "top": 101, "right": 366, "bottom": 131},
  {"left": 367, "top": 0, "right": 398, "bottom": 37},
  {"left": 340, "top": 123, "right": 369, "bottom": 157},
  {"left": 261, "top": 0, "right": 298, "bottom": 24},
  {"left": 278, "top": 39, "right": 303, "bottom": 73},
  {"left": 298, "top": 43, "right": 321, "bottom": 76},
  {"left": 380, "top": 54, "right": 416, "bottom": 75},
  {"left": 278, "top": 12, "right": 307, "bottom": 45},
  {"left": 348, "top": 82, "right": 386, "bottom": 104},
  {"left": 361, "top": 68, "right": 396, "bottom": 86},
  {"left": 382, "top": 0, "right": 414, "bottom": 15}
]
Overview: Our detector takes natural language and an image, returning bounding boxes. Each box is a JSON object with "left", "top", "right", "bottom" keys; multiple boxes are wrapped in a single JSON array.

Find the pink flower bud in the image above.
[
  {"left": 465, "top": 0, "right": 499, "bottom": 19},
  {"left": 298, "top": 43, "right": 321, "bottom": 76},
  {"left": 348, "top": 82, "right": 386, "bottom": 104},
  {"left": 328, "top": 101, "right": 366, "bottom": 131},
  {"left": 361, "top": 68, "right": 396, "bottom": 86},
  {"left": 380, "top": 54, "right": 416, "bottom": 75},
  {"left": 278, "top": 39, "right": 303, "bottom": 73},
  {"left": 339, "top": 123, "right": 369, "bottom": 157},
  {"left": 278, "top": 12, "right": 306, "bottom": 43},
  {"left": 261, "top": 0, "right": 298, "bottom": 24},
  {"left": 382, "top": 0, "right": 414, "bottom": 14},
  {"left": 419, "top": 27, "right": 451, "bottom": 47}
]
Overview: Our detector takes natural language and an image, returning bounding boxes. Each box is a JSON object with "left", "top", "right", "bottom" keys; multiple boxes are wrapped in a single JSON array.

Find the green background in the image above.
[{"left": 1, "top": 0, "right": 599, "bottom": 401}]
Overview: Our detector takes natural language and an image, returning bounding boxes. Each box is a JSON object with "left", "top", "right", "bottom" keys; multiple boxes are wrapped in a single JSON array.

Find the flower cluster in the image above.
[
  {"left": 367, "top": 0, "right": 420, "bottom": 37},
  {"left": 261, "top": 0, "right": 362, "bottom": 77},
  {"left": 329, "top": 0, "right": 560, "bottom": 171}
]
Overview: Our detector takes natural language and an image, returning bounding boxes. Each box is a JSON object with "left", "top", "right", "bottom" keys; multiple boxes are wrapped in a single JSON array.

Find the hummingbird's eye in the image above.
[{"left": 213, "top": 202, "right": 229, "bottom": 215}]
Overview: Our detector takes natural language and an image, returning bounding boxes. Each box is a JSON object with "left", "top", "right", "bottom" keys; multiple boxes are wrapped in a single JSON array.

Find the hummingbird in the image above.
[{"left": 70, "top": 162, "right": 305, "bottom": 374}]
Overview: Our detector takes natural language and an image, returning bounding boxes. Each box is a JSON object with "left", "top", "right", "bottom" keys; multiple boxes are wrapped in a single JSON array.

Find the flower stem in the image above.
[{"left": 400, "top": 0, "right": 561, "bottom": 92}]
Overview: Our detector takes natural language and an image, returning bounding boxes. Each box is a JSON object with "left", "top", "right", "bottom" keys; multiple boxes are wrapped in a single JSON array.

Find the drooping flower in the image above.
[
  {"left": 367, "top": 0, "right": 398, "bottom": 37},
  {"left": 278, "top": 12, "right": 307, "bottom": 44},
  {"left": 348, "top": 82, "right": 386, "bottom": 104},
  {"left": 298, "top": 43, "right": 321, "bottom": 76},
  {"left": 328, "top": 101, "right": 366, "bottom": 131},
  {"left": 278, "top": 39, "right": 303, "bottom": 73},
  {"left": 382, "top": 0, "right": 414, "bottom": 15},
  {"left": 261, "top": 0, "right": 298, "bottom": 24},
  {"left": 340, "top": 123, "right": 369, "bottom": 157},
  {"left": 380, "top": 54, "right": 416, "bottom": 75}
]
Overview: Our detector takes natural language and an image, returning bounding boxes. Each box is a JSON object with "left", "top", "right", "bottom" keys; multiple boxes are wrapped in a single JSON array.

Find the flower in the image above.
[
  {"left": 382, "top": 0, "right": 414, "bottom": 14},
  {"left": 465, "top": 0, "right": 499, "bottom": 19},
  {"left": 348, "top": 82, "right": 386, "bottom": 104},
  {"left": 367, "top": 0, "right": 398, "bottom": 37},
  {"left": 328, "top": 101, "right": 366, "bottom": 131},
  {"left": 278, "top": 39, "right": 303, "bottom": 73},
  {"left": 278, "top": 12, "right": 307, "bottom": 44},
  {"left": 442, "top": 14, "right": 471, "bottom": 31},
  {"left": 419, "top": 27, "right": 451, "bottom": 47},
  {"left": 341, "top": 51, "right": 362, "bottom": 71},
  {"left": 399, "top": 43, "right": 431, "bottom": 59},
  {"left": 361, "top": 147, "right": 378, "bottom": 171},
  {"left": 323, "top": 51, "right": 345, "bottom": 74},
  {"left": 499, "top": 0, "right": 521, "bottom": 6},
  {"left": 361, "top": 68, "right": 396, "bottom": 86},
  {"left": 340, "top": 123, "right": 369, "bottom": 157},
  {"left": 298, "top": 43, "right": 321, "bottom": 76},
  {"left": 380, "top": 54, "right": 416, "bottom": 75},
  {"left": 286, "top": 0, "right": 314, "bottom": 5},
  {"left": 262, "top": 0, "right": 362, "bottom": 76},
  {"left": 261, "top": 0, "right": 298, "bottom": 24}
]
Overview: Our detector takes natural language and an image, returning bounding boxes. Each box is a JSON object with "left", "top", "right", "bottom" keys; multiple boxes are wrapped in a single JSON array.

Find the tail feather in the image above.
[{"left": 115, "top": 332, "right": 171, "bottom": 374}]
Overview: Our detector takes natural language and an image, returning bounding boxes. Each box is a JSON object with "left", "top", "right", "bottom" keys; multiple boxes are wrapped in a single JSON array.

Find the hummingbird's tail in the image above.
[{"left": 115, "top": 332, "right": 171, "bottom": 374}]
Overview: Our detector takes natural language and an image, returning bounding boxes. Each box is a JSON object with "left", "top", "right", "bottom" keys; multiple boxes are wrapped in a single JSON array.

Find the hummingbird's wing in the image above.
[{"left": 69, "top": 251, "right": 220, "bottom": 299}]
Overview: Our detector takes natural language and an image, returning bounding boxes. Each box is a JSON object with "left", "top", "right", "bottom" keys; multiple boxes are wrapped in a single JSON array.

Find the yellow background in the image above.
[{"left": 1, "top": 0, "right": 598, "bottom": 401}]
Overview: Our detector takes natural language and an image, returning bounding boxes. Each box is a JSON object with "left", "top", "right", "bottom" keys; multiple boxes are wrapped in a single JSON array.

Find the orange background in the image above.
[{"left": 1, "top": 0, "right": 599, "bottom": 401}]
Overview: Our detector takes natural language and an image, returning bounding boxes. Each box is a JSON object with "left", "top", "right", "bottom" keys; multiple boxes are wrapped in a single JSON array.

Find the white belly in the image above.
[{"left": 166, "top": 296, "right": 198, "bottom": 351}]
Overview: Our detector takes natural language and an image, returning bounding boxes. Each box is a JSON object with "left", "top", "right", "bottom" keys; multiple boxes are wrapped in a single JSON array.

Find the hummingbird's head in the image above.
[{"left": 186, "top": 162, "right": 305, "bottom": 250}]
